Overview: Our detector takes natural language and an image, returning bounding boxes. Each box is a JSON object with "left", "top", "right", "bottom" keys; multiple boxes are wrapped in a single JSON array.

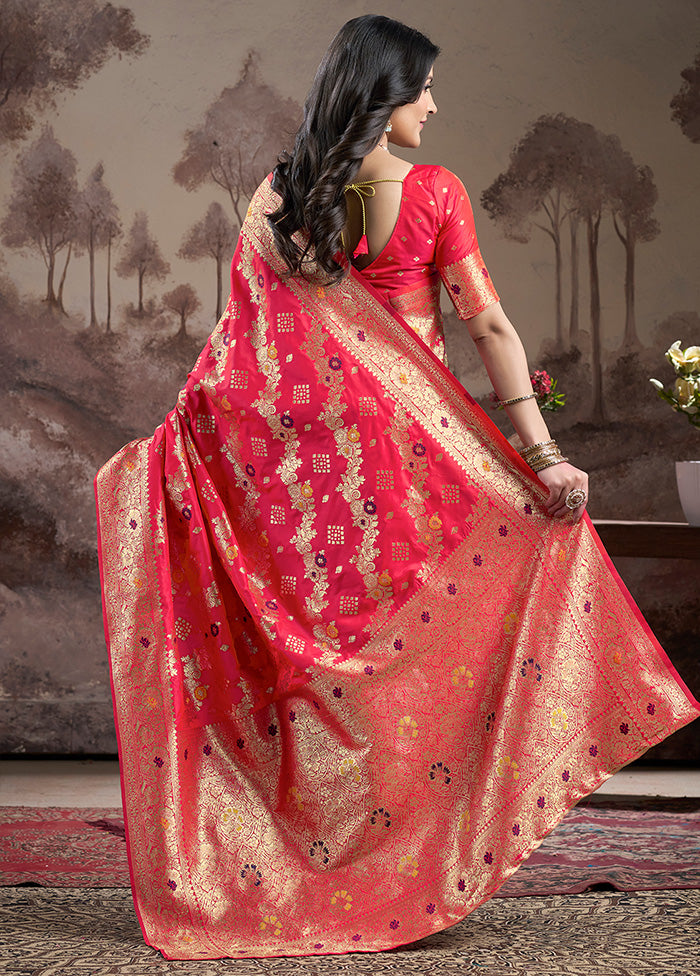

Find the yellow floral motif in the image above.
[
  {"left": 225, "top": 544, "right": 238, "bottom": 562},
  {"left": 378, "top": 570, "right": 392, "bottom": 587},
  {"left": 428, "top": 513, "right": 442, "bottom": 531},
  {"left": 160, "top": 816, "right": 170, "bottom": 830},
  {"left": 613, "top": 650, "right": 623, "bottom": 665},
  {"left": 300, "top": 482, "right": 313, "bottom": 499},
  {"left": 331, "top": 889, "right": 353, "bottom": 911},
  {"left": 496, "top": 755, "right": 520, "bottom": 780},
  {"left": 397, "top": 854, "right": 419, "bottom": 878},
  {"left": 339, "top": 757, "right": 361, "bottom": 783},
  {"left": 259, "top": 915, "right": 282, "bottom": 936},
  {"left": 451, "top": 665, "right": 475, "bottom": 688},
  {"left": 347, "top": 426, "right": 361, "bottom": 443},
  {"left": 483, "top": 460, "right": 491, "bottom": 472},
  {"left": 326, "top": 622, "right": 339, "bottom": 640},
  {"left": 458, "top": 810, "right": 471, "bottom": 832},
  {"left": 550, "top": 707, "right": 569, "bottom": 732},
  {"left": 286, "top": 786, "right": 304, "bottom": 811},
  {"left": 503, "top": 611, "right": 519, "bottom": 635},
  {"left": 267, "top": 344, "right": 278, "bottom": 360},
  {"left": 194, "top": 685, "right": 208, "bottom": 702},
  {"left": 558, "top": 548, "right": 568, "bottom": 562},
  {"left": 222, "top": 806, "right": 244, "bottom": 832},
  {"left": 397, "top": 715, "right": 418, "bottom": 739}
]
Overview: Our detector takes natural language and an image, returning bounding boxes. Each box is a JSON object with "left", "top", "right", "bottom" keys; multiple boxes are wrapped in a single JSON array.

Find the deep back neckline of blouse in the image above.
[{"left": 346, "top": 164, "right": 425, "bottom": 271}]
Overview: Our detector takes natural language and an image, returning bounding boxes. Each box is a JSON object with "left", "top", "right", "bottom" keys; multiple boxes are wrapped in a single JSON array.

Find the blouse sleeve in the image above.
[{"left": 434, "top": 167, "right": 499, "bottom": 320}]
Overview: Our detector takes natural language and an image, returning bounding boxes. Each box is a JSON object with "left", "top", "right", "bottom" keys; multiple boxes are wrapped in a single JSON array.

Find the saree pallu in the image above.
[{"left": 96, "top": 178, "right": 700, "bottom": 961}]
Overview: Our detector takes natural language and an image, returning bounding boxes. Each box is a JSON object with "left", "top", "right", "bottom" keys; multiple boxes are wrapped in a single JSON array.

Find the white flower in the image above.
[{"left": 666, "top": 340, "right": 700, "bottom": 375}]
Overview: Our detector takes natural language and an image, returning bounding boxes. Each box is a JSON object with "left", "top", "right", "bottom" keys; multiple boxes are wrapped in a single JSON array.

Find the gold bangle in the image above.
[
  {"left": 531, "top": 456, "right": 569, "bottom": 472},
  {"left": 519, "top": 439, "right": 555, "bottom": 457},
  {"left": 499, "top": 393, "right": 537, "bottom": 407}
]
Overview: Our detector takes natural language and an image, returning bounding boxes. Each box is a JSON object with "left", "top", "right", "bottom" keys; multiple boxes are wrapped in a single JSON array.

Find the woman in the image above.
[{"left": 95, "top": 15, "right": 699, "bottom": 961}]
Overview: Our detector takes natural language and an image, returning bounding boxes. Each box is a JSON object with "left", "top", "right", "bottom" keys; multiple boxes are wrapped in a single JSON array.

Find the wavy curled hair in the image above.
[{"left": 268, "top": 15, "right": 439, "bottom": 284}]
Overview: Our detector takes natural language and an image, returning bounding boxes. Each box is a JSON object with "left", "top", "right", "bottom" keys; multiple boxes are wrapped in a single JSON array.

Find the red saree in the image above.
[{"left": 95, "top": 172, "right": 699, "bottom": 961}]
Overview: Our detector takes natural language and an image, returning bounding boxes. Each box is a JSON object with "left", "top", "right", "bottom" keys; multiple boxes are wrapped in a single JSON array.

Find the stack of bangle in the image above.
[{"left": 519, "top": 439, "right": 569, "bottom": 472}]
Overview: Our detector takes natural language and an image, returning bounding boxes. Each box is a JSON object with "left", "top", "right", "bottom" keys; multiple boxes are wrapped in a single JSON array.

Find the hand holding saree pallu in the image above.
[{"left": 95, "top": 171, "right": 699, "bottom": 961}]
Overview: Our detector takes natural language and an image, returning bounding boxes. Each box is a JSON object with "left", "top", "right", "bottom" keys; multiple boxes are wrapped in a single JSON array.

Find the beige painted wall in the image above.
[{"left": 1, "top": 0, "right": 698, "bottom": 753}]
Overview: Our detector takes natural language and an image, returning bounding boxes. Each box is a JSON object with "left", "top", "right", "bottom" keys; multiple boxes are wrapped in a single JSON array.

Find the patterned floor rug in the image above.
[
  {"left": 2, "top": 800, "right": 699, "bottom": 895},
  {"left": 0, "top": 886, "right": 698, "bottom": 975}
]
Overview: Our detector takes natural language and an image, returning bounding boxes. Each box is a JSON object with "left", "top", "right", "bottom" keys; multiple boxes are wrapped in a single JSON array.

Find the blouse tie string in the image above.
[{"left": 341, "top": 178, "right": 405, "bottom": 257}]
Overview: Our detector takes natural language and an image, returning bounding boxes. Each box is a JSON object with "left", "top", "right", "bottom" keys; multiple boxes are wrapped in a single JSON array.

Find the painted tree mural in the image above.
[
  {"left": 79, "top": 163, "right": 121, "bottom": 329},
  {"left": 179, "top": 203, "right": 238, "bottom": 320},
  {"left": 671, "top": 45, "right": 700, "bottom": 143},
  {"left": 116, "top": 212, "right": 170, "bottom": 316},
  {"left": 163, "top": 284, "right": 202, "bottom": 338},
  {"left": 482, "top": 115, "right": 659, "bottom": 423},
  {"left": 173, "top": 51, "right": 302, "bottom": 225},
  {"left": 0, "top": 0, "right": 149, "bottom": 145},
  {"left": 1, "top": 126, "right": 80, "bottom": 311}
]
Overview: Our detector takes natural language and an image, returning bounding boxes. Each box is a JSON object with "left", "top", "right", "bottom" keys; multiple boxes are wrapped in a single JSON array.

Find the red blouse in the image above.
[{"left": 355, "top": 164, "right": 499, "bottom": 363}]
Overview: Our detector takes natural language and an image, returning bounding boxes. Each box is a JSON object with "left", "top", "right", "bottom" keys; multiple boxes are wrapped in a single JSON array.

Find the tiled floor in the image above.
[{"left": 1, "top": 760, "right": 699, "bottom": 807}]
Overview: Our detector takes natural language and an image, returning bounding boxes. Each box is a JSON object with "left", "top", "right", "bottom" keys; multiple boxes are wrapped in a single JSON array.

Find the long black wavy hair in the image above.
[{"left": 268, "top": 15, "right": 439, "bottom": 284}]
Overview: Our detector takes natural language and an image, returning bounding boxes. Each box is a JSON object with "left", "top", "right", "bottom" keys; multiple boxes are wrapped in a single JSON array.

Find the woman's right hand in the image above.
[{"left": 536, "top": 461, "right": 589, "bottom": 523}]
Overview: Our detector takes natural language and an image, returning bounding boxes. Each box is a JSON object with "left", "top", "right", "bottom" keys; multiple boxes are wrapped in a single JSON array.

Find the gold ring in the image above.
[{"left": 565, "top": 488, "right": 587, "bottom": 510}]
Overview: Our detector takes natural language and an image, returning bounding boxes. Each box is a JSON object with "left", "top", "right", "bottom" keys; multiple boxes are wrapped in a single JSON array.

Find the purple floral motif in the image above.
[
  {"left": 589, "top": 745, "right": 598, "bottom": 757},
  {"left": 182, "top": 506, "right": 192, "bottom": 521},
  {"left": 265, "top": 599, "right": 278, "bottom": 610},
  {"left": 280, "top": 414, "right": 294, "bottom": 428},
  {"left": 524, "top": 503, "right": 532, "bottom": 515},
  {"left": 314, "top": 943, "right": 324, "bottom": 949},
  {"left": 184, "top": 749, "right": 188, "bottom": 760},
  {"left": 394, "top": 639, "right": 403, "bottom": 651},
  {"left": 457, "top": 879, "right": 466, "bottom": 892},
  {"left": 484, "top": 852, "right": 493, "bottom": 864},
  {"left": 257, "top": 273, "right": 264, "bottom": 288},
  {"left": 389, "top": 919, "right": 400, "bottom": 931},
  {"left": 268, "top": 724, "right": 278, "bottom": 736},
  {"left": 313, "top": 700, "right": 320, "bottom": 710},
  {"left": 154, "top": 756, "right": 164, "bottom": 768},
  {"left": 512, "top": 823, "right": 520, "bottom": 836},
  {"left": 537, "top": 796, "right": 545, "bottom": 808},
  {"left": 333, "top": 687, "right": 343, "bottom": 698},
  {"left": 481, "top": 268, "right": 490, "bottom": 279},
  {"left": 647, "top": 703, "right": 656, "bottom": 715},
  {"left": 329, "top": 355, "right": 342, "bottom": 371},
  {"left": 289, "top": 710, "right": 296, "bottom": 722},
  {"left": 447, "top": 583, "right": 457, "bottom": 595},
  {"left": 412, "top": 442, "right": 427, "bottom": 457},
  {"left": 364, "top": 665, "right": 374, "bottom": 675},
  {"left": 363, "top": 500, "right": 377, "bottom": 515},
  {"left": 245, "top": 463, "right": 255, "bottom": 476},
  {"left": 357, "top": 330, "right": 366, "bottom": 341},
  {"left": 619, "top": 722, "right": 629, "bottom": 735},
  {"left": 203, "top": 744, "right": 212, "bottom": 756},
  {"left": 450, "top": 283, "right": 461, "bottom": 295},
  {"left": 562, "top": 770, "right": 570, "bottom": 782},
  {"left": 167, "top": 879, "right": 177, "bottom": 890},
  {"left": 426, "top": 903, "right": 436, "bottom": 914},
  {"left": 352, "top": 934, "right": 362, "bottom": 942},
  {"left": 440, "top": 417, "right": 449, "bottom": 427},
  {"left": 211, "top": 623, "right": 219, "bottom": 636},
  {"left": 584, "top": 601, "right": 592, "bottom": 613},
  {"left": 236, "top": 738, "right": 245, "bottom": 749},
  {"left": 498, "top": 525, "right": 508, "bottom": 537},
  {"left": 421, "top": 611, "right": 431, "bottom": 623},
  {"left": 473, "top": 554, "right": 482, "bottom": 566},
  {"left": 129, "top": 518, "right": 137, "bottom": 529},
  {"left": 315, "top": 553, "right": 327, "bottom": 567},
  {"left": 140, "top": 637, "right": 150, "bottom": 647}
]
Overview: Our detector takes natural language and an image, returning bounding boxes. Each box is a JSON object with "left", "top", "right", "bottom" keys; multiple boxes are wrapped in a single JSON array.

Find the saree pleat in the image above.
[{"left": 95, "top": 177, "right": 700, "bottom": 960}]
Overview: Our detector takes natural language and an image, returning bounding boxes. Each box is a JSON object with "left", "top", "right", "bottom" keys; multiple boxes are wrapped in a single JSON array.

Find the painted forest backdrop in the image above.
[{"left": 1, "top": 0, "right": 699, "bottom": 754}]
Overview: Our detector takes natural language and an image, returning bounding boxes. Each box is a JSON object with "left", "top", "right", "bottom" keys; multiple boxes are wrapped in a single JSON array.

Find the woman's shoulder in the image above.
[{"left": 409, "top": 164, "right": 471, "bottom": 204}]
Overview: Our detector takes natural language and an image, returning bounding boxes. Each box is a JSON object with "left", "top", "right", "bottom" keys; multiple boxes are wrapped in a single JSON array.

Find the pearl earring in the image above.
[{"left": 385, "top": 122, "right": 393, "bottom": 133}]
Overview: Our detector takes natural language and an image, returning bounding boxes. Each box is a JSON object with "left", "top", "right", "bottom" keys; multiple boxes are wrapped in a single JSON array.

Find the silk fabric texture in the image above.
[{"left": 95, "top": 171, "right": 700, "bottom": 960}]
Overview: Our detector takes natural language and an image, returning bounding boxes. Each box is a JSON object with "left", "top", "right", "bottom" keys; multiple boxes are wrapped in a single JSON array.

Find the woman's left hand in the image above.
[{"left": 536, "top": 461, "right": 588, "bottom": 523}]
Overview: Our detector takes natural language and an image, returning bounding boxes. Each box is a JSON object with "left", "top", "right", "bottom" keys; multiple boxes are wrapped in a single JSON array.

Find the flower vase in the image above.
[{"left": 675, "top": 461, "right": 700, "bottom": 526}]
